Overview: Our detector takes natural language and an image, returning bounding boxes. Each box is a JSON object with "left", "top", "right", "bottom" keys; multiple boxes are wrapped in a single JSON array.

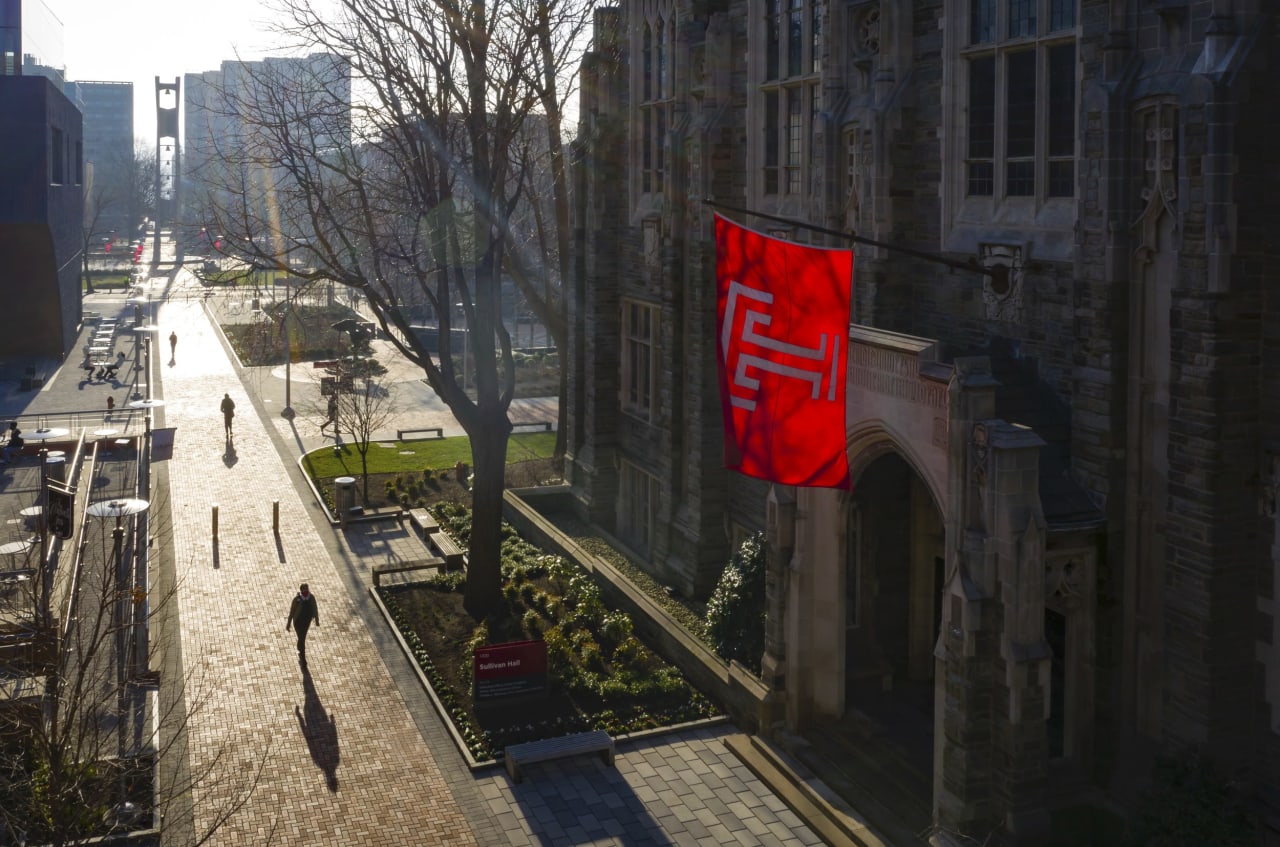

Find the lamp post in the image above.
[
  {"left": 281, "top": 276, "right": 296, "bottom": 418},
  {"left": 86, "top": 496, "right": 149, "bottom": 820}
]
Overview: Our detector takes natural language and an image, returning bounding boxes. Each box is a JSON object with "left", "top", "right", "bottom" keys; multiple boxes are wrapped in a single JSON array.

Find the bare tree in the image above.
[
  {"left": 81, "top": 143, "right": 160, "bottom": 293},
  {"left": 80, "top": 174, "right": 118, "bottom": 294},
  {"left": 325, "top": 372, "right": 399, "bottom": 505},
  {"left": 0, "top": 492, "right": 269, "bottom": 846},
  {"left": 194, "top": 0, "right": 591, "bottom": 616}
]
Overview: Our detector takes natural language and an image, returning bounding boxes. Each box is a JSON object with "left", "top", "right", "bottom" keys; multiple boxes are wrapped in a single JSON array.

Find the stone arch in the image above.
[
  {"left": 841, "top": 425, "right": 947, "bottom": 717},
  {"left": 846, "top": 421, "right": 947, "bottom": 518}
]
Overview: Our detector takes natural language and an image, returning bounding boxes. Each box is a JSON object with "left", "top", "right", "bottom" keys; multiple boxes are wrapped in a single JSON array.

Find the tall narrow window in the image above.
[
  {"left": 764, "top": 91, "right": 780, "bottom": 194},
  {"left": 788, "top": 0, "right": 804, "bottom": 77},
  {"left": 656, "top": 20, "right": 667, "bottom": 97},
  {"left": 787, "top": 89, "right": 804, "bottom": 194},
  {"left": 961, "top": 0, "right": 1077, "bottom": 201},
  {"left": 621, "top": 300, "right": 658, "bottom": 420},
  {"left": 971, "top": 0, "right": 995, "bottom": 43},
  {"left": 767, "top": 0, "right": 781, "bottom": 81},
  {"left": 619, "top": 460, "right": 658, "bottom": 557},
  {"left": 1005, "top": 50, "right": 1036, "bottom": 196},
  {"left": 638, "top": 10, "right": 674, "bottom": 197},
  {"left": 759, "top": 0, "right": 821, "bottom": 197},
  {"left": 1047, "top": 43, "right": 1076, "bottom": 196},
  {"left": 811, "top": 0, "right": 823, "bottom": 73},
  {"left": 967, "top": 57, "right": 995, "bottom": 195},
  {"left": 51, "top": 127, "right": 64, "bottom": 184}
]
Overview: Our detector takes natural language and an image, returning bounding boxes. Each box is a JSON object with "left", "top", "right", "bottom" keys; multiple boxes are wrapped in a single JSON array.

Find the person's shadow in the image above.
[
  {"left": 296, "top": 665, "right": 340, "bottom": 791},
  {"left": 222, "top": 437, "right": 238, "bottom": 468}
]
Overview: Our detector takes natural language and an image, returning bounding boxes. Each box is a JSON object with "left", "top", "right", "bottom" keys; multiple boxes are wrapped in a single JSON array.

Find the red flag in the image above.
[{"left": 715, "top": 214, "right": 853, "bottom": 489}]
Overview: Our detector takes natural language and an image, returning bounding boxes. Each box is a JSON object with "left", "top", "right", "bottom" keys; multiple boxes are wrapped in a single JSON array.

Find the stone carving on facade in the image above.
[
  {"left": 846, "top": 3, "right": 880, "bottom": 89},
  {"left": 1045, "top": 555, "right": 1082, "bottom": 604},
  {"left": 1138, "top": 102, "right": 1177, "bottom": 215},
  {"left": 844, "top": 125, "right": 866, "bottom": 232},
  {"left": 969, "top": 422, "right": 989, "bottom": 531},
  {"left": 858, "top": 5, "right": 881, "bottom": 56},
  {"left": 980, "top": 243, "right": 1025, "bottom": 324},
  {"left": 643, "top": 219, "right": 661, "bottom": 268}
]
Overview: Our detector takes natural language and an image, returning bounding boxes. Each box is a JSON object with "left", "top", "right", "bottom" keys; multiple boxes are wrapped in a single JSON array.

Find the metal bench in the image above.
[
  {"left": 396, "top": 426, "right": 444, "bottom": 441},
  {"left": 371, "top": 558, "right": 448, "bottom": 587},
  {"left": 504, "top": 730, "right": 615, "bottom": 783},
  {"left": 428, "top": 530, "right": 466, "bottom": 570}
]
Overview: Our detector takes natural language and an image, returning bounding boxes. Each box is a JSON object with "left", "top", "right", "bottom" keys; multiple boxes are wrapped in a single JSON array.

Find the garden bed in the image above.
[{"left": 376, "top": 503, "right": 721, "bottom": 761}]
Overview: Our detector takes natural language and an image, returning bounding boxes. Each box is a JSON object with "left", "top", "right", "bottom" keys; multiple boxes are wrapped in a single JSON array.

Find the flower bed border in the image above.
[{"left": 368, "top": 584, "right": 730, "bottom": 772}]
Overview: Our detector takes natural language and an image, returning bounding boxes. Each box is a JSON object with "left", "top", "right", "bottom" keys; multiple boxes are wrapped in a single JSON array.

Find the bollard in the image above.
[
  {"left": 212, "top": 504, "right": 219, "bottom": 539},
  {"left": 273, "top": 500, "right": 280, "bottom": 534}
]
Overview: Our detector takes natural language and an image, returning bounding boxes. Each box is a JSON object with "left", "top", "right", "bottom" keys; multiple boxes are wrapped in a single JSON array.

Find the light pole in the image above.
[{"left": 281, "top": 277, "right": 295, "bottom": 418}]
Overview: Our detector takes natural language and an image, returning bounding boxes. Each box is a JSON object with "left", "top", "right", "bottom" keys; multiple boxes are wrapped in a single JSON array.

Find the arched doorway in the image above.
[{"left": 843, "top": 451, "right": 943, "bottom": 765}]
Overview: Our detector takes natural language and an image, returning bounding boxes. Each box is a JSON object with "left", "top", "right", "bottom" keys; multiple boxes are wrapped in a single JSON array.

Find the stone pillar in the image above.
[
  {"left": 761, "top": 485, "right": 795, "bottom": 732},
  {"left": 932, "top": 358, "right": 1052, "bottom": 844},
  {"left": 987, "top": 423, "right": 1051, "bottom": 842},
  {"left": 933, "top": 358, "right": 999, "bottom": 842}
]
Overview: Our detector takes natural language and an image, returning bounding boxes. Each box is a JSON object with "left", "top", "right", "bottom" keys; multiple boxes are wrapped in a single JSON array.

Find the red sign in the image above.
[{"left": 473, "top": 639, "right": 548, "bottom": 702}]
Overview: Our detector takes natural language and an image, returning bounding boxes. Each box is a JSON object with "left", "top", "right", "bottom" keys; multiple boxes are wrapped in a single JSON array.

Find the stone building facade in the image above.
[{"left": 568, "top": 0, "right": 1278, "bottom": 842}]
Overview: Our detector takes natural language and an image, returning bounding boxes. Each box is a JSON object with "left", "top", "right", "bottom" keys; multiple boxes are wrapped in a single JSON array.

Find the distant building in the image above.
[
  {"left": 182, "top": 53, "right": 351, "bottom": 254},
  {"left": 569, "top": 0, "right": 1280, "bottom": 843},
  {"left": 0, "top": 0, "right": 82, "bottom": 358},
  {"left": 65, "top": 80, "right": 135, "bottom": 237}
]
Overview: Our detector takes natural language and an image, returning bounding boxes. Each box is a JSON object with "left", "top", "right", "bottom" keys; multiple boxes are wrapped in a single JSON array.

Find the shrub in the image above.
[
  {"left": 1125, "top": 753, "right": 1257, "bottom": 847},
  {"left": 704, "top": 532, "right": 767, "bottom": 674},
  {"left": 521, "top": 609, "right": 544, "bottom": 638}
]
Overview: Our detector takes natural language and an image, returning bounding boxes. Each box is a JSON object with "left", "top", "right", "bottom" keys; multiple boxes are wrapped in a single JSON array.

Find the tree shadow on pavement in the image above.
[{"left": 296, "top": 665, "right": 340, "bottom": 792}]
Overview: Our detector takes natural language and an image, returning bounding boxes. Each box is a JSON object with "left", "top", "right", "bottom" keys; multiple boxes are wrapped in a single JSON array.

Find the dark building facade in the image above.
[
  {"left": 569, "top": 0, "right": 1279, "bottom": 842},
  {"left": 0, "top": 73, "right": 83, "bottom": 357}
]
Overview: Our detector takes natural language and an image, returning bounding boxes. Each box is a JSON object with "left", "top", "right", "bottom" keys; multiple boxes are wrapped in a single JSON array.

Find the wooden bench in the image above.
[
  {"left": 511, "top": 421, "right": 553, "bottom": 433},
  {"left": 406, "top": 508, "right": 439, "bottom": 542},
  {"left": 504, "top": 730, "right": 615, "bottom": 783},
  {"left": 428, "top": 530, "right": 466, "bottom": 571},
  {"left": 372, "top": 558, "right": 448, "bottom": 587},
  {"left": 396, "top": 426, "right": 444, "bottom": 441}
]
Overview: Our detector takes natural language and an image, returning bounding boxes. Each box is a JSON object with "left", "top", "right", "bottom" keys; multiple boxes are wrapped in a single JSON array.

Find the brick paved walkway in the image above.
[
  {"left": 0, "top": 267, "right": 832, "bottom": 845},
  {"left": 62, "top": 263, "right": 823, "bottom": 847},
  {"left": 156, "top": 299, "right": 480, "bottom": 846}
]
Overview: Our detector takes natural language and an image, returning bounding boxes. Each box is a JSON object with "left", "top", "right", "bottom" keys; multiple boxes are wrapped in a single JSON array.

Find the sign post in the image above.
[{"left": 47, "top": 482, "right": 74, "bottom": 540}]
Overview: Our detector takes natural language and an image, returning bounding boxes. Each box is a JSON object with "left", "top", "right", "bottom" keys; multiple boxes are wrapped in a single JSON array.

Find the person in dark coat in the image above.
[
  {"left": 286, "top": 583, "right": 320, "bottom": 662},
  {"left": 220, "top": 393, "right": 235, "bottom": 437}
]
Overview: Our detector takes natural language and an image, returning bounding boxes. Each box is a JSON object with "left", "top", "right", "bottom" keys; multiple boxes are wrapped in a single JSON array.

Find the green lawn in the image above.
[{"left": 303, "top": 431, "right": 556, "bottom": 478}]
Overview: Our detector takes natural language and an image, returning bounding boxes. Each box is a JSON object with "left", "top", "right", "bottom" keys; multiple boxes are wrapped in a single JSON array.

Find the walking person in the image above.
[
  {"left": 168, "top": 331, "right": 178, "bottom": 361},
  {"left": 286, "top": 583, "right": 320, "bottom": 664},
  {"left": 220, "top": 392, "right": 235, "bottom": 437},
  {"left": 320, "top": 393, "right": 338, "bottom": 434}
]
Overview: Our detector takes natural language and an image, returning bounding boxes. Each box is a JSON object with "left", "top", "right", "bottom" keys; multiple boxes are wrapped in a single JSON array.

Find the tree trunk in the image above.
[
  {"left": 464, "top": 414, "right": 512, "bottom": 618},
  {"left": 555, "top": 363, "right": 568, "bottom": 459}
]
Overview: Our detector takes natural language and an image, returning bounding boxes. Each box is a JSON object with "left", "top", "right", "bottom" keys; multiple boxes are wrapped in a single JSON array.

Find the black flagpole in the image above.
[{"left": 704, "top": 198, "right": 1008, "bottom": 284}]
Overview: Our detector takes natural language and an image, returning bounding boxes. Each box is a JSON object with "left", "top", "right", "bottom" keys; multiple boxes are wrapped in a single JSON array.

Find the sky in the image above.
[{"left": 49, "top": 0, "right": 287, "bottom": 141}]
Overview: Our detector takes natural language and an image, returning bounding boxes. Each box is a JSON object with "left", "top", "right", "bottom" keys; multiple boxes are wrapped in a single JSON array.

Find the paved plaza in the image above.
[{"left": 0, "top": 263, "right": 826, "bottom": 846}]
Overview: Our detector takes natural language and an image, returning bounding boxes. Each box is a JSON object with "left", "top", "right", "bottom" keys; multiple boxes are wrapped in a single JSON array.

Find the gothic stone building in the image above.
[{"left": 568, "top": 0, "right": 1278, "bottom": 841}]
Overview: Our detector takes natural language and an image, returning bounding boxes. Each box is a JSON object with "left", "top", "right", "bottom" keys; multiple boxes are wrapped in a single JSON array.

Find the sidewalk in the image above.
[
  {"left": 1, "top": 269, "right": 826, "bottom": 846},
  {"left": 155, "top": 298, "right": 482, "bottom": 845}
]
